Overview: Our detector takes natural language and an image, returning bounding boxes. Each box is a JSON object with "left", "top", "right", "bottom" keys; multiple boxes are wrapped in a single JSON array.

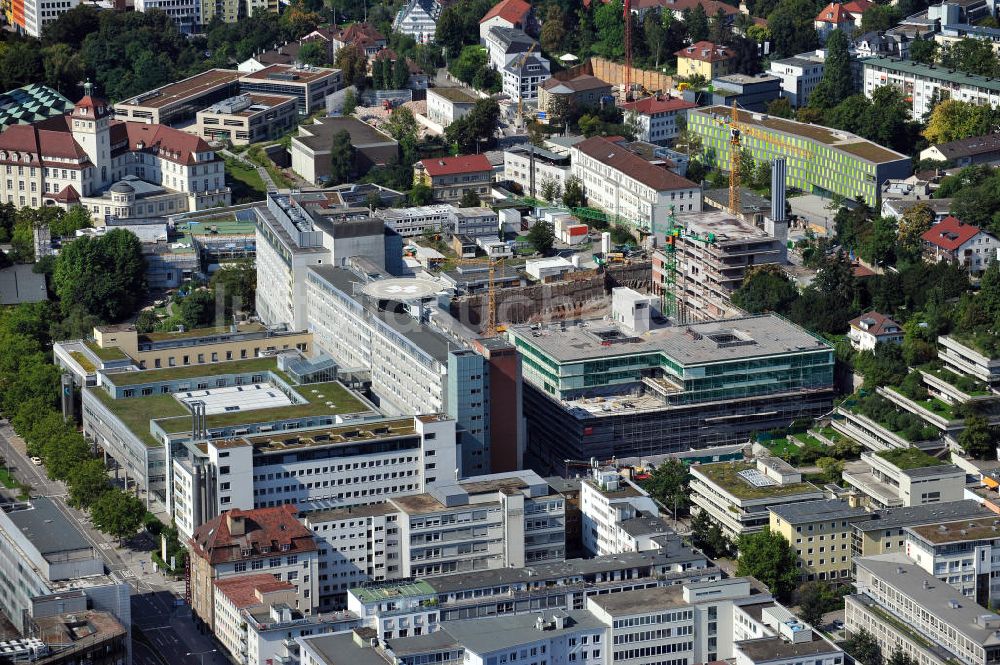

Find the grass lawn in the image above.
[
  {"left": 84, "top": 340, "right": 128, "bottom": 362},
  {"left": 795, "top": 433, "right": 828, "bottom": 450},
  {"left": 765, "top": 437, "right": 796, "bottom": 457},
  {"left": 225, "top": 157, "right": 266, "bottom": 202},
  {"left": 0, "top": 467, "right": 31, "bottom": 499},
  {"left": 877, "top": 447, "right": 945, "bottom": 470}
]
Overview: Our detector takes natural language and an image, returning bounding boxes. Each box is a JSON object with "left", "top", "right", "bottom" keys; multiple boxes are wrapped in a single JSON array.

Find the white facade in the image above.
[
  {"left": 15, "top": 0, "right": 80, "bottom": 38},
  {"left": 304, "top": 470, "right": 565, "bottom": 610},
  {"left": 172, "top": 415, "right": 457, "bottom": 542},
  {"left": 425, "top": 89, "right": 477, "bottom": 127},
  {"left": 570, "top": 137, "right": 702, "bottom": 231},
  {"left": 768, "top": 53, "right": 825, "bottom": 107},
  {"left": 905, "top": 517, "right": 1000, "bottom": 604},
  {"left": 580, "top": 467, "right": 666, "bottom": 556},
  {"left": 841, "top": 451, "right": 966, "bottom": 510},
  {"left": 863, "top": 57, "right": 1000, "bottom": 118},
  {"left": 393, "top": 0, "right": 439, "bottom": 44},
  {"left": 376, "top": 204, "right": 455, "bottom": 237},
  {"left": 503, "top": 145, "right": 570, "bottom": 197}
]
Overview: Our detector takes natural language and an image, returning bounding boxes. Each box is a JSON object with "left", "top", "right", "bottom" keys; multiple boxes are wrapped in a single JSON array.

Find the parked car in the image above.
[{"left": 30, "top": 456, "right": 42, "bottom": 466}]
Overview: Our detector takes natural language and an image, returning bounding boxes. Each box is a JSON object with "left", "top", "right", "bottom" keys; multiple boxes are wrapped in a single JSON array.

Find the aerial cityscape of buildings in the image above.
[{"left": 3, "top": 0, "right": 1000, "bottom": 664}]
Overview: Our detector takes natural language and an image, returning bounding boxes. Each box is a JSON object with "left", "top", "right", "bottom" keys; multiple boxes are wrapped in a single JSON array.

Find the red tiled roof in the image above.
[
  {"left": 420, "top": 154, "right": 492, "bottom": 177},
  {"left": 540, "top": 74, "right": 611, "bottom": 93},
  {"left": 45, "top": 184, "right": 80, "bottom": 203},
  {"left": 622, "top": 96, "right": 697, "bottom": 115},
  {"left": 480, "top": 0, "right": 531, "bottom": 25},
  {"left": 849, "top": 310, "right": 901, "bottom": 336},
  {"left": 922, "top": 215, "right": 984, "bottom": 251},
  {"left": 119, "top": 122, "right": 215, "bottom": 166},
  {"left": 573, "top": 136, "right": 698, "bottom": 192},
  {"left": 333, "top": 23, "right": 386, "bottom": 48},
  {"left": 0, "top": 121, "right": 89, "bottom": 163},
  {"left": 815, "top": 2, "right": 854, "bottom": 24},
  {"left": 214, "top": 574, "right": 296, "bottom": 609},
  {"left": 841, "top": 0, "right": 872, "bottom": 13},
  {"left": 675, "top": 41, "right": 736, "bottom": 63},
  {"left": 190, "top": 505, "right": 317, "bottom": 566},
  {"left": 72, "top": 95, "right": 113, "bottom": 120}
]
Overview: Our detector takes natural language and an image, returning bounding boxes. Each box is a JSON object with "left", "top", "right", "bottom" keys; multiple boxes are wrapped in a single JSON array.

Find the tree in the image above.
[
  {"left": 384, "top": 107, "right": 419, "bottom": 143},
  {"left": 298, "top": 40, "right": 330, "bottom": 65},
  {"left": 446, "top": 98, "right": 500, "bottom": 153},
  {"left": 960, "top": 414, "right": 997, "bottom": 460},
  {"left": 392, "top": 56, "right": 410, "bottom": 90},
  {"left": 594, "top": 0, "right": 626, "bottom": 58},
  {"left": 329, "top": 130, "right": 355, "bottom": 185},
  {"left": 940, "top": 38, "right": 998, "bottom": 77},
  {"left": 845, "top": 628, "right": 883, "bottom": 665},
  {"left": 0, "top": 42, "right": 43, "bottom": 91},
  {"left": 746, "top": 24, "right": 771, "bottom": 43},
  {"left": 898, "top": 202, "right": 934, "bottom": 258},
  {"left": 563, "top": 175, "right": 585, "bottom": 209},
  {"left": 67, "top": 459, "right": 111, "bottom": 508},
  {"left": 335, "top": 44, "right": 368, "bottom": 89},
  {"left": 539, "top": 177, "right": 562, "bottom": 202},
  {"left": 41, "top": 43, "right": 84, "bottom": 97},
  {"left": 816, "top": 456, "right": 844, "bottom": 484},
  {"left": 527, "top": 221, "right": 555, "bottom": 254},
  {"left": 408, "top": 184, "right": 434, "bottom": 205},
  {"left": 735, "top": 529, "right": 799, "bottom": 601},
  {"left": 134, "top": 309, "right": 159, "bottom": 334},
  {"left": 809, "top": 29, "right": 853, "bottom": 108},
  {"left": 797, "top": 581, "right": 833, "bottom": 626},
  {"left": 210, "top": 261, "right": 256, "bottom": 314},
  {"left": 691, "top": 510, "right": 734, "bottom": 558},
  {"left": 90, "top": 489, "right": 146, "bottom": 544},
  {"left": 342, "top": 89, "right": 358, "bottom": 116},
  {"left": 732, "top": 264, "right": 799, "bottom": 314},
  {"left": 909, "top": 37, "right": 937, "bottom": 64},
  {"left": 643, "top": 460, "right": 690, "bottom": 515},
  {"left": 709, "top": 8, "right": 730, "bottom": 43},
  {"left": 729, "top": 36, "right": 762, "bottom": 75},
  {"left": 177, "top": 289, "right": 217, "bottom": 328},
  {"left": 53, "top": 229, "right": 146, "bottom": 322},
  {"left": 923, "top": 99, "right": 1000, "bottom": 145},
  {"left": 767, "top": 0, "right": 819, "bottom": 57},
  {"left": 685, "top": 4, "right": 709, "bottom": 43},
  {"left": 887, "top": 648, "right": 915, "bottom": 665},
  {"left": 861, "top": 4, "right": 901, "bottom": 32},
  {"left": 459, "top": 189, "right": 481, "bottom": 207},
  {"left": 541, "top": 5, "right": 567, "bottom": 53}
]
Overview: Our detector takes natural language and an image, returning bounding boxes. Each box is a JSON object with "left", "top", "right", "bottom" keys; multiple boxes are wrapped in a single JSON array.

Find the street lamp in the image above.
[{"left": 185, "top": 649, "right": 217, "bottom": 665}]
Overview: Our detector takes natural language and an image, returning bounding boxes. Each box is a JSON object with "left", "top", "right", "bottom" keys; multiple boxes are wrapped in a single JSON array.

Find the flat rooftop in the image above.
[
  {"left": 241, "top": 63, "right": 339, "bottom": 84},
  {"left": 177, "top": 382, "right": 294, "bottom": 414},
  {"left": 350, "top": 580, "right": 436, "bottom": 604},
  {"left": 428, "top": 86, "right": 479, "bottom": 103},
  {"left": 588, "top": 585, "right": 687, "bottom": 614},
  {"left": 856, "top": 553, "right": 1000, "bottom": 646},
  {"left": 769, "top": 499, "right": 870, "bottom": 525},
  {"left": 442, "top": 610, "right": 606, "bottom": 655},
  {"left": 693, "top": 461, "right": 821, "bottom": 501},
  {"left": 301, "top": 633, "right": 388, "bottom": 665},
  {"left": 737, "top": 634, "right": 840, "bottom": 661},
  {"left": 427, "top": 548, "right": 710, "bottom": 594},
  {"left": 863, "top": 56, "right": 1000, "bottom": 94},
  {"left": 118, "top": 69, "right": 240, "bottom": 109},
  {"left": 907, "top": 516, "right": 1000, "bottom": 545},
  {"left": 510, "top": 314, "right": 830, "bottom": 366},
  {"left": 693, "top": 105, "right": 909, "bottom": 164},
  {"left": 679, "top": 210, "right": 773, "bottom": 243},
  {"left": 4, "top": 497, "right": 93, "bottom": 556},
  {"left": 237, "top": 417, "right": 417, "bottom": 454}
]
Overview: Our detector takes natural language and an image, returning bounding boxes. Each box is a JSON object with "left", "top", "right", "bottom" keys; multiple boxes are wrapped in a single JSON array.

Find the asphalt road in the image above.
[{"left": 0, "top": 422, "right": 229, "bottom": 665}]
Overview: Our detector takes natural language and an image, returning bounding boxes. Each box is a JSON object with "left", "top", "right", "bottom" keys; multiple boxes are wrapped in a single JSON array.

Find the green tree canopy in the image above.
[
  {"left": 329, "top": 129, "right": 355, "bottom": 185},
  {"left": 731, "top": 264, "right": 799, "bottom": 314},
  {"left": 445, "top": 99, "right": 501, "bottom": 153},
  {"left": 642, "top": 460, "right": 690, "bottom": 515},
  {"left": 90, "top": 489, "right": 147, "bottom": 544},
  {"left": 845, "top": 628, "right": 882, "bottom": 665},
  {"left": 809, "top": 29, "right": 853, "bottom": 108},
  {"left": 53, "top": 228, "right": 146, "bottom": 322},
  {"left": 767, "top": 0, "right": 820, "bottom": 57},
  {"left": 960, "top": 414, "right": 998, "bottom": 460},
  {"left": 527, "top": 220, "right": 556, "bottom": 254},
  {"left": 735, "top": 528, "right": 800, "bottom": 601}
]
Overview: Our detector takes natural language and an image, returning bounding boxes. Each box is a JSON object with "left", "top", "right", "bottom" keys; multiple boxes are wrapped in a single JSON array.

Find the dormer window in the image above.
[
  {"left": 79, "top": 107, "right": 88, "bottom": 116},
  {"left": 241, "top": 547, "right": 253, "bottom": 557},
  {"left": 22, "top": 154, "right": 30, "bottom": 163}
]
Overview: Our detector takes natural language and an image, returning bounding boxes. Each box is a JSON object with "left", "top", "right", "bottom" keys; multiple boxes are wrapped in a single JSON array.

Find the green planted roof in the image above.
[{"left": 876, "top": 447, "right": 945, "bottom": 470}]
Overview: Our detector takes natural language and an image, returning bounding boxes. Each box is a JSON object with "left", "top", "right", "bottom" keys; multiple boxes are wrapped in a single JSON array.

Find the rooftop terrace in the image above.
[
  {"left": 351, "top": 580, "right": 437, "bottom": 604},
  {"left": 877, "top": 447, "right": 946, "bottom": 470},
  {"left": 693, "top": 461, "right": 820, "bottom": 500},
  {"left": 908, "top": 516, "right": 1000, "bottom": 545}
]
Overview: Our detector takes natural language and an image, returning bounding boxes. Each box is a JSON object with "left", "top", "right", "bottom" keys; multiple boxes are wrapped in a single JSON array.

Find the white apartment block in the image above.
[
  {"left": 393, "top": 0, "right": 439, "bottom": 44},
  {"left": 863, "top": 56, "right": 1000, "bottom": 118},
  {"left": 621, "top": 97, "right": 696, "bottom": 145},
  {"left": 303, "top": 470, "right": 565, "bottom": 610},
  {"left": 904, "top": 516, "right": 1000, "bottom": 606},
  {"left": 503, "top": 144, "right": 571, "bottom": 197},
  {"left": 11, "top": 0, "right": 80, "bottom": 38},
  {"left": 768, "top": 52, "right": 825, "bottom": 107},
  {"left": 425, "top": 88, "right": 478, "bottom": 127},
  {"left": 841, "top": 450, "right": 965, "bottom": 511},
  {"left": 939, "top": 335, "right": 1000, "bottom": 387},
  {"left": 255, "top": 192, "right": 387, "bottom": 331},
  {"left": 570, "top": 136, "right": 701, "bottom": 232},
  {"left": 849, "top": 554, "right": 1000, "bottom": 665},
  {"left": 689, "top": 458, "right": 825, "bottom": 540},
  {"left": 580, "top": 466, "right": 671, "bottom": 557},
  {"left": 376, "top": 204, "right": 455, "bottom": 237},
  {"left": 172, "top": 415, "right": 456, "bottom": 541}
]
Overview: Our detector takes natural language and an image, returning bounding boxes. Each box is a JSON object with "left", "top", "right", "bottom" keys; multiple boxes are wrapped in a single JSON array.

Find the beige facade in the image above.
[
  {"left": 195, "top": 93, "right": 297, "bottom": 146},
  {"left": 92, "top": 322, "right": 313, "bottom": 370},
  {"left": 769, "top": 501, "right": 871, "bottom": 584}
]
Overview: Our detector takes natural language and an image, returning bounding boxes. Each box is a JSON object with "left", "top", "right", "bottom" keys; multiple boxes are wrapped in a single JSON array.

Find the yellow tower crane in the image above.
[
  {"left": 456, "top": 257, "right": 505, "bottom": 337},
  {"left": 719, "top": 102, "right": 813, "bottom": 216}
]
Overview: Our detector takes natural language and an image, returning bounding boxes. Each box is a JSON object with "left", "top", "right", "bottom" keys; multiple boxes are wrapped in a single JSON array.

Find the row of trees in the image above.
[{"left": 0, "top": 303, "right": 146, "bottom": 543}]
